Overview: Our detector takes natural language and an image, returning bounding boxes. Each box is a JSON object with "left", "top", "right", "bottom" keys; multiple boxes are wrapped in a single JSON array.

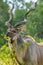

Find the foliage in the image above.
[
  {"left": 0, "top": 0, "right": 9, "bottom": 34},
  {"left": 0, "top": 0, "right": 9, "bottom": 45},
  {"left": 0, "top": 44, "right": 18, "bottom": 65},
  {"left": 12, "top": 9, "right": 26, "bottom": 25},
  {"left": 26, "top": 2, "right": 43, "bottom": 38}
]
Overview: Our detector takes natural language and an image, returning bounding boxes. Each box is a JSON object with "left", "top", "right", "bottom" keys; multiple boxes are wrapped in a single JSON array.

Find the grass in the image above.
[
  {"left": 0, "top": 43, "right": 18, "bottom": 65},
  {"left": 34, "top": 37, "right": 43, "bottom": 43}
]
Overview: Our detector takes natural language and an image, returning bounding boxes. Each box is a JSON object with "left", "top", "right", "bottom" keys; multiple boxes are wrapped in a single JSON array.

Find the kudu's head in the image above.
[{"left": 5, "top": 1, "right": 37, "bottom": 45}]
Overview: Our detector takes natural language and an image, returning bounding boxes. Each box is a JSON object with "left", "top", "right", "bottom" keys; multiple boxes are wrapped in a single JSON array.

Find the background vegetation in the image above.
[{"left": 0, "top": 0, "right": 43, "bottom": 65}]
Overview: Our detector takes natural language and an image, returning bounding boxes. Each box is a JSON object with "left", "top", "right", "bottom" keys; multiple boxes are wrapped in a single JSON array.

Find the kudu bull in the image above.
[{"left": 5, "top": 1, "right": 43, "bottom": 65}]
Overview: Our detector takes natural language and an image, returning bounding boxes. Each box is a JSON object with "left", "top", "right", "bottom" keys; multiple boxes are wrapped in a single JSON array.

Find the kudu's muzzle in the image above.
[{"left": 6, "top": 32, "right": 15, "bottom": 44}]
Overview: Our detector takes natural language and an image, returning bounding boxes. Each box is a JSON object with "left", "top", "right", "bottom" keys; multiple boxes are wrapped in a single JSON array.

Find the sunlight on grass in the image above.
[{"left": 0, "top": 44, "right": 18, "bottom": 65}]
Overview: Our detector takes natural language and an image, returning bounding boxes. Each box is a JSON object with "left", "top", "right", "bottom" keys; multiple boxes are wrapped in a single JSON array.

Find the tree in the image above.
[
  {"left": 0, "top": 0, "right": 9, "bottom": 34},
  {"left": 0, "top": 0, "right": 9, "bottom": 46},
  {"left": 26, "top": 0, "right": 43, "bottom": 38}
]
